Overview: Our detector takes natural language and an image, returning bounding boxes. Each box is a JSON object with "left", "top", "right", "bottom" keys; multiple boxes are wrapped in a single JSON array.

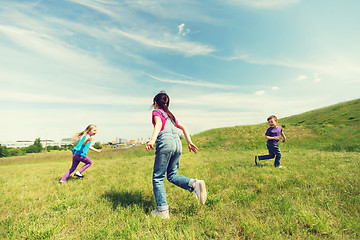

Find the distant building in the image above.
[
  {"left": 40, "top": 139, "right": 57, "bottom": 147},
  {"left": 61, "top": 138, "right": 73, "bottom": 146},
  {"left": 0, "top": 139, "right": 72, "bottom": 148},
  {"left": 0, "top": 140, "right": 33, "bottom": 148},
  {"left": 106, "top": 141, "right": 116, "bottom": 145},
  {"left": 116, "top": 137, "right": 127, "bottom": 145}
]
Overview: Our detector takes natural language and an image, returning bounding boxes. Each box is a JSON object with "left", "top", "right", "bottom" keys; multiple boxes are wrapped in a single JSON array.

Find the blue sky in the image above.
[{"left": 0, "top": 0, "right": 359, "bottom": 143}]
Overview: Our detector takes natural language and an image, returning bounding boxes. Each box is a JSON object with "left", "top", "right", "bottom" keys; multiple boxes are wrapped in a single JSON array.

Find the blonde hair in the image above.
[{"left": 72, "top": 124, "right": 96, "bottom": 143}]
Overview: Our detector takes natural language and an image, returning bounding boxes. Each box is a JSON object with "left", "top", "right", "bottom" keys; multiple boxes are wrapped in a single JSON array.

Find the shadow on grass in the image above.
[
  {"left": 102, "top": 190, "right": 154, "bottom": 213},
  {"left": 254, "top": 164, "right": 272, "bottom": 168},
  {"left": 55, "top": 176, "right": 83, "bottom": 182}
]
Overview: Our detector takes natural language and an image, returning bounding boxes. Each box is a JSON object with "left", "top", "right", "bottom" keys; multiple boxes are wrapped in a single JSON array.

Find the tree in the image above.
[
  {"left": 66, "top": 144, "right": 74, "bottom": 150},
  {"left": 47, "top": 146, "right": 54, "bottom": 151},
  {"left": 26, "top": 138, "right": 43, "bottom": 153},
  {"left": 0, "top": 145, "right": 9, "bottom": 158},
  {"left": 34, "top": 138, "right": 42, "bottom": 148},
  {"left": 93, "top": 142, "right": 103, "bottom": 150},
  {"left": 8, "top": 148, "right": 25, "bottom": 156}
]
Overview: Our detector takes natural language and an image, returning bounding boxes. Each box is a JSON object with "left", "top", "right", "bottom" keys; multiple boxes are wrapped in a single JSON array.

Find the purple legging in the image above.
[{"left": 61, "top": 154, "right": 92, "bottom": 181}]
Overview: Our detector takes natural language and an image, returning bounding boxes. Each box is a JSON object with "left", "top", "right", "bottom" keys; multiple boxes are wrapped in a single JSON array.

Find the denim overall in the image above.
[{"left": 152, "top": 109, "right": 193, "bottom": 211}]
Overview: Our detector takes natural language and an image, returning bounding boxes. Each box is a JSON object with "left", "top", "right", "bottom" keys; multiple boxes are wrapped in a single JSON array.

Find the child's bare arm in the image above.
[
  {"left": 89, "top": 146, "right": 102, "bottom": 153},
  {"left": 83, "top": 136, "right": 91, "bottom": 145},
  {"left": 281, "top": 132, "right": 286, "bottom": 142},
  {"left": 146, "top": 116, "right": 162, "bottom": 151},
  {"left": 265, "top": 135, "right": 280, "bottom": 140},
  {"left": 177, "top": 122, "right": 198, "bottom": 154}
]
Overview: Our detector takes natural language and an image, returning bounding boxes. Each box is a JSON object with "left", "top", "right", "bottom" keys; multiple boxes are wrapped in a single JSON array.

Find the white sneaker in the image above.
[
  {"left": 59, "top": 180, "right": 65, "bottom": 184},
  {"left": 193, "top": 180, "right": 207, "bottom": 204},
  {"left": 74, "top": 171, "right": 83, "bottom": 177},
  {"left": 151, "top": 209, "right": 170, "bottom": 219}
]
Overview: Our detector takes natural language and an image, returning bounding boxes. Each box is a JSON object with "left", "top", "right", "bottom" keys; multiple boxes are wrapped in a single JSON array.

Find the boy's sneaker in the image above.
[
  {"left": 193, "top": 180, "right": 207, "bottom": 204},
  {"left": 59, "top": 180, "right": 65, "bottom": 184},
  {"left": 74, "top": 171, "right": 83, "bottom": 178},
  {"left": 151, "top": 209, "right": 170, "bottom": 219},
  {"left": 255, "top": 156, "right": 259, "bottom": 166}
]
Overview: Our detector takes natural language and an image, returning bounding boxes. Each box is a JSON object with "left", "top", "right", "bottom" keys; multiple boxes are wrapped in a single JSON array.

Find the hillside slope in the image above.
[{"left": 192, "top": 98, "right": 360, "bottom": 152}]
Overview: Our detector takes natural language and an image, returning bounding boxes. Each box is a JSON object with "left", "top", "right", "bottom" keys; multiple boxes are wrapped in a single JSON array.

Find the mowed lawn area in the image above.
[{"left": 1, "top": 146, "right": 359, "bottom": 239}]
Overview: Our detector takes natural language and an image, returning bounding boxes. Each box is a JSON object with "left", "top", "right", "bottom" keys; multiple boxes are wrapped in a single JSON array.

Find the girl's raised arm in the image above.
[
  {"left": 83, "top": 135, "right": 91, "bottom": 145},
  {"left": 89, "top": 146, "right": 102, "bottom": 153}
]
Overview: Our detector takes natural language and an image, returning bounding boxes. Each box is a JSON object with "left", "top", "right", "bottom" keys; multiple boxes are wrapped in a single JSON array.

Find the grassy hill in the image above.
[
  {"left": 193, "top": 98, "right": 360, "bottom": 152},
  {"left": 0, "top": 99, "right": 359, "bottom": 239}
]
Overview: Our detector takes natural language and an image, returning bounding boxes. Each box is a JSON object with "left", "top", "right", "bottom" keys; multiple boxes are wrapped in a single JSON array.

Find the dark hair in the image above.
[
  {"left": 267, "top": 115, "right": 278, "bottom": 121},
  {"left": 153, "top": 91, "right": 176, "bottom": 124}
]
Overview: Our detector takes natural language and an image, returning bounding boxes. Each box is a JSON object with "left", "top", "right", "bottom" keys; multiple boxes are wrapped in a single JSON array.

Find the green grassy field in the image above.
[{"left": 1, "top": 99, "right": 359, "bottom": 239}]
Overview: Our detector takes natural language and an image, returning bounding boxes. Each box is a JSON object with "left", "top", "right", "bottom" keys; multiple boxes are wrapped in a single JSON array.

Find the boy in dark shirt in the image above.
[{"left": 255, "top": 115, "right": 286, "bottom": 168}]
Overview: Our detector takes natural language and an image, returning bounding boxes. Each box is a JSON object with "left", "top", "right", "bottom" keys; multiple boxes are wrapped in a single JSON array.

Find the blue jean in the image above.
[
  {"left": 153, "top": 132, "right": 194, "bottom": 211},
  {"left": 258, "top": 143, "right": 282, "bottom": 167}
]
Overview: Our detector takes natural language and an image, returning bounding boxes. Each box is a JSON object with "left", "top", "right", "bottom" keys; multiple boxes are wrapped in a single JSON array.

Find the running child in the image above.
[
  {"left": 255, "top": 115, "right": 286, "bottom": 168},
  {"left": 60, "top": 124, "right": 101, "bottom": 183},
  {"left": 146, "top": 92, "right": 207, "bottom": 219}
]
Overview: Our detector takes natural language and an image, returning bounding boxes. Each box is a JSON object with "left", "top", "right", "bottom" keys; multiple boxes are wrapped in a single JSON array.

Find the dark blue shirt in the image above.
[{"left": 265, "top": 126, "right": 282, "bottom": 145}]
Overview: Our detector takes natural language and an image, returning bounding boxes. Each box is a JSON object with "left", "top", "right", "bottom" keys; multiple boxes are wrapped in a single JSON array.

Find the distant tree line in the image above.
[
  {"left": 0, "top": 138, "right": 74, "bottom": 158},
  {"left": 0, "top": 138, "right": 103, "bottom": 158}
]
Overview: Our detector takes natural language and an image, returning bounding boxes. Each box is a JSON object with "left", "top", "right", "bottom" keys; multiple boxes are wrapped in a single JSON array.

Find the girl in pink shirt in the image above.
[{"left": 146, "top": 92, "right": 207, "bottom": 219}]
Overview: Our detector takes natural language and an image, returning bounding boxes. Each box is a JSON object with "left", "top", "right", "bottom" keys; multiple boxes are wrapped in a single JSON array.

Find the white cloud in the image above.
[
  {"left": 221, "top": 54, "right": 249, "bottom": 61},
  {"left": 69, "top": 0, "right": 214, "bottom": 24},
  {"left": 63, "top": 2, "right": 216, "bottom": 57},
  {"left": 68, "top": 0, "right": 117, "bottom": 18},
  {"left": 255, "top": 90, "right": 265, "bottom": 95},
  {"left": 314, "top": 73, "right": 322, "bottom": 82},
  {"left": 178, "top": 23, "right": 191, "bottom": 36},
  {"left": 296, "top": 75, "right": 307, "bottom": 81},
  {"left": 0, "top": 90, "right": 149, "bottom": 106},
  {"left": 0, "top": 108, "right": 150, "bottom": 142},
  {"left": 111, "top": 28, "right": 215, "bottom": 56},
  {"left": 221, "top": 54, "right": 306, "bottom": 68},
  {"left": 223, "top": 54, "right": 360, "bottom": 78},
  {"left": 0, "top": 25, "right": 128, "bottom": 78},
  {"left": 1, "top": 1, "right": 215, "bottom": 58},
  {"left": 0, "top": 15, "right": 138, "bottom": 100},
  {"left": 272, "top": 86, "right": 280, "bottom": 90},
  {"left": 178, "top": 23, "right": 185, "bottom": 33},
  {"left": 145, "top": 73, "right": 242, "bottom": 89}
]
